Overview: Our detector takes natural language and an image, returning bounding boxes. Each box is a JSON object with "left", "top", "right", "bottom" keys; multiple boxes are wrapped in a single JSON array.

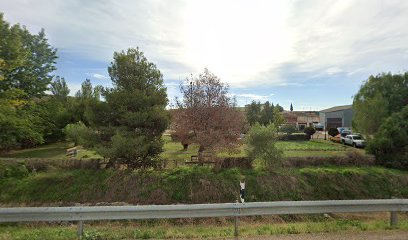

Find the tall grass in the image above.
[{"left": 1, "top": 218, "right": 407, "bottom": 239}]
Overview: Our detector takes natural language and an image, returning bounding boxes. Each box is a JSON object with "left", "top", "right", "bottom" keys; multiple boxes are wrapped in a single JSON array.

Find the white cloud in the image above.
[
  {"left": 235, "top": 94, "right": 270, "bottom": 101},
  {"left": 67, "top": 82, "right": 82, "bottom": 96},
  {"left": 326, "top": 67, "right": 343, "bottom": 75},
  {"left": 2, "top": 0, "right": 408, "bottom": 88},
  {"left": 92, "top": 73, "right": 108, "bottom": 80}
]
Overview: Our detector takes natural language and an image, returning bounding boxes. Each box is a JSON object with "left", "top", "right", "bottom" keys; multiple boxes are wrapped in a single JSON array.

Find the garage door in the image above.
[{"left": 327, "top": 118, "right": 342, "bottom": 129}]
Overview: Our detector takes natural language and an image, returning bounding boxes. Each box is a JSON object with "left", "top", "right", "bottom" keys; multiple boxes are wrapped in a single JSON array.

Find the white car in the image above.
[
  {"left": 340, "top": 130, "right": 352, "bottom": 144},
  {"left": 343, "top": 134, "right": 366, "bottom": 148}
]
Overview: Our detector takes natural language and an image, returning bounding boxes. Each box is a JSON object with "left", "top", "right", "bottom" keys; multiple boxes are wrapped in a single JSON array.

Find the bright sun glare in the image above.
[{"left": 182, "top": 1, "right": 294, "bottom": 86}]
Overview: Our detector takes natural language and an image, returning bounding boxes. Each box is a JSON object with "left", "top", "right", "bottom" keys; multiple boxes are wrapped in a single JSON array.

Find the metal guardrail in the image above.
[{"left": 1, "top": 199, "right": 407, "bottom": 237}]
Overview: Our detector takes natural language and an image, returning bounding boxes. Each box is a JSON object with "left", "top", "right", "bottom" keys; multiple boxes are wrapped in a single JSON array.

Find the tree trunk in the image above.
[
  {"left": 198, "top": 145, "right": 205, "bottom": 166},
  {"left": 182, "top": 143, "right": 189, "bottom": 150}
]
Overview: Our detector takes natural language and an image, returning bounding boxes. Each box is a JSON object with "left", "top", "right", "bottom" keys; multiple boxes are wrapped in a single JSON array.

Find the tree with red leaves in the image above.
[{"left": 172, "top": 69, "right": 245, "bottom": 163}]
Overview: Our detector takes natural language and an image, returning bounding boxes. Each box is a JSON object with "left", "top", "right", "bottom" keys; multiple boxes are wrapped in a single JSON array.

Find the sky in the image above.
[{"left": 1, "top": 0, "right": 408, "bottom": 110}]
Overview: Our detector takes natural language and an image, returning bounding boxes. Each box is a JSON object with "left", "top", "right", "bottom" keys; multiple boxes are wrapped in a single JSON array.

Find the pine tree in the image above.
[{"left": 85, "top": 48, "right": 169, "bottom": 169}]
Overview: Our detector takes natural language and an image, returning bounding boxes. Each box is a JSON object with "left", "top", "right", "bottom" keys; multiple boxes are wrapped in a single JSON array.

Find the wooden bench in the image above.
[
  {"left": 185, "top": 152, "right": 216, "bottom": 165},
  {"left": 66, "top": 147, "right": 78, "bottom": 157}
]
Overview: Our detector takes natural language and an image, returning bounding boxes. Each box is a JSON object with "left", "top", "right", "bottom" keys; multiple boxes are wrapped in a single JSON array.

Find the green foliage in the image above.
[
  {"left": 280, "top": 124, "right": 298, "bottom": 134},
  {"left": 0, "top": 13, "right": 57, "bottom": 98},
  {"left": 75, "top": 79, "right": 102, "bottom": 100},
  {"left": 0, "top": 14, "right": 67, "bottom": 151},
  {"left": 0, "top": 163, "right": 29, "bottom": 179},
  {"left": 353, "top": 72, "right": 408, "bottom": 136},
  {"left": 246, "top": 101, "right": 285, "bottom": 126},
  {"left": 50, "top": 76, "right": 70, "bottom": 101},
  {"left": 353, "top": 72, "right": 408, "bottom": 169},
  {"left": 63, "top": 122, "right": 89, "bottom": 146},
  {"left": 85, "top": 48, "right": 169, "bottom": 169},
  {"left": 279, "top": 133, "right": 310, "bottom": 141},
  {"left": 259, "top": 101, "right": 274, "bottom": 125},
  {"left": 328, "top": 128, "right": 339, "bottom": 137},
  {"left": 275, "top": 104, "right": 284, "bottom": 112},
  {"left": 246, "top": 123, "right": 283, "bottom": 169},
  {"left": 303, "top": 127, "right": 316, "bottom": 139},
  {"left": 0, "top": 100, "right": 43, "bottom": 151},
  {"left": 83, "top": 231, "right": 103, "bottom": 240},
  {"left": 28, "top": 98, "right": 74, "bottom": 143},
  {"left": 246, "top": 101, "right": 262, "bottom": 126},
  {"left": 367, "top": 105, "right": 408, "bottom": 169}
]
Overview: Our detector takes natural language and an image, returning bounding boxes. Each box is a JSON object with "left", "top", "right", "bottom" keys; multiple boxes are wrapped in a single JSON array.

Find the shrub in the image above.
[
  {"left": 246, "top": 123, "right": 283, "bottom": 169},
  {"left": 280, "top": 124, "right": 298, "bottom": 134},
  {"left": 0, "top": 163, "right": 29, "bottom": 179},
  {"left": 279, "top": 133, "right": 310, "bottom": 141},
  {"left": 367, "top": 105, "right": 408, "bottom": 169},
  {"left": 63, "top": 121, "right": 88, "bottom": 146},
  {"left": 303, "top": 127, "right": 316, "bottom": 139},
  {"left": 328, "top": 128, "right": 339, "bottom": 137}
]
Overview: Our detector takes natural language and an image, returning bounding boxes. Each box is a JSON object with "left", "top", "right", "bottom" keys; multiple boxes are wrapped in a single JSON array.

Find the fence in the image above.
[{"left": 1, "top": 199, "right": 407, "bottom": 238}]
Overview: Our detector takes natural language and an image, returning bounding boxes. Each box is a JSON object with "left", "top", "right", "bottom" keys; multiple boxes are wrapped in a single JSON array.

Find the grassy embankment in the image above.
[{"left": 1, "top": 166, "right": 407, "bottom": 205}]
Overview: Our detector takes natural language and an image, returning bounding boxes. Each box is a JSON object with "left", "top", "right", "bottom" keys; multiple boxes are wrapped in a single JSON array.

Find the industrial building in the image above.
[{"left": 319, "top": 105, "right": 353, "bottom": 129}]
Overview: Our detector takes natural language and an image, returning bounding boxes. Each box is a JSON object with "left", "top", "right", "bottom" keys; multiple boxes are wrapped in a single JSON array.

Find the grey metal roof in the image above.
[{"left": 320, "top": 105, "right": 352, "bottom": 113}]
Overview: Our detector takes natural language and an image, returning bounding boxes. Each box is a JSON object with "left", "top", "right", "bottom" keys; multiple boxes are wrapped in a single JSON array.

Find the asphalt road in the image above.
[{"left": 234, "top": 230, "right": 408, "bottom": 240}]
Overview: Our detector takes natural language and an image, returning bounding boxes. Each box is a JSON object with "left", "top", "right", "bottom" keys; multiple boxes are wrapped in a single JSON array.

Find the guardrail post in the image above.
[
  {"left": 390, "top": 211, "right": 398, "bottom": 227},
  {"left": 77, "top": 221, "right": 84, "bottom": 238},
  {"left": 234, "top": 200, "right": 240, "bottom": 237}
]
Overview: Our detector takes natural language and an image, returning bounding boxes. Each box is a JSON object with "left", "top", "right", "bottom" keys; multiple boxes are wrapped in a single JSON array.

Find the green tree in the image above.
[
  {"left": 0, "top": 99, "right": 43, "bottom": 151},
  {"left": 0, "top": 14, "right": 57, "bottom": 98},
  {"left": 246, "top": 101, "right": 261, "bottom": 126},
  {"left": 246, "top": 123, "right": 283, "bottom": 169},
  {"left": 75, "top": 79, "right": 95, "bottom": 99},
  {"left": 50, "top": 76, "right": 70, "bottom": 101},
  {"left": 85, "top": 48, "right": 169, "bottom": 169},
  {"left": 353, "top": 72, "right": 408, "bottom": 136},
  {"left": 63, "top": 122, "right": 88, "bottom": 146},
  {"left": 290, "top": 103, "right": 293, "bottom": 112},
  {"left": 280, "top": 124, "right": 297, "bottom": 135},
  {"left": 273, "top": 107, "right": 285, "bottom": 126},
  {"left": 303, "top": 126, "right": 316, "bottom": 140},
  {"left": 260, "top": 101, "right": 274, "bottom": 126},
  {"left": 367, "top": 105, "right": 408, "bottom": 169},
  {"left": 275, "top": 104, "right": 284, "bottom": 112},
  {"left": 328, "top": 128, "right": 339, "bottom": 137},
  {"left": 69, "top": 79, "right": 103, "bottom": 125}
]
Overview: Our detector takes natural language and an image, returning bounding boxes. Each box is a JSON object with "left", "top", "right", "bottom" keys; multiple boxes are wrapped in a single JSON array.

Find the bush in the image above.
[
  {"left": 303, "top": 127, "right": 316, "bottom": 139},
  {"left": 246, "top": 123, "right": 282, "bottom": 169},
  {"left": 63, "top": 121, "right": 88, "bottom": 146},
  {"left": 328, "top": 128, "right": 339, "bottom": 137},
  {"left": 279, "top": 124, "right": 298, "bottom": 134},
  {"left": 367, "top": 105, "right": 408, "bottom": 169},
  {"left": 279, "top": 133, "right": 310, "bottom": 141},
  {"left": 0, "top": 163, "right": 29, "bottom": 179}
]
